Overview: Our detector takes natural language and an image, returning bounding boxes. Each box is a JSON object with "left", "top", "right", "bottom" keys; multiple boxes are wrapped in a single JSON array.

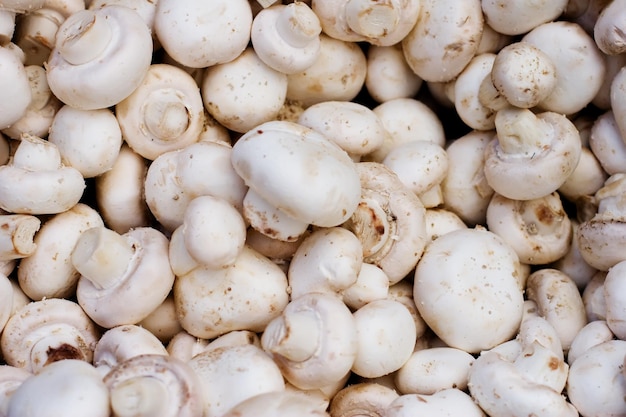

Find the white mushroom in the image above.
[
  {"left": 1, "top": 298, "right": 99, "bottom": 373},
  {"left": 383, "top": 389, "right": 486, "bottom": 417},
  {"left": 231, "top": 121, "right": 361, "bottom": 241},
  {"left": 17, "top": 203, "right": 104, "bottom": 300},
  {"left": 116, "top": 64, "right": 205, "bottom": 161},
  {"left": 222, "top": 390, "right": 330, "bottom": 417},
  {"left": 154, "top": 0, "right": 252, "bottom": 68},
  {"left": 481, "top": 0, "right": 568, "bottom": 35},
  {"left": 567, "top": 320, "right": 614, "bottom": 366},
  {"left": 312, "top": 0, "right": 421, "bottom": 46},
  {"left": 413, "top": 227, "right": 524, "bottom": 353},
  {"left": 73, "top": 226, "right": 175, "bottom": 328},
  {"left": 0, "top": 134, "right": 85, "bottom": 214},
  {"left": 174, "top": 246, "right": 289, "bottom": 339},
  {"left": 594, "top": 0, "right": 626, "bottom": 55},
  {"left": 589, "top": 110, "right": 626, "bottom": 176},
  {"left": 104, "top": 354, "right": 203, "bottom": 417},
  {"left": 486, "top": 192, "right": 572, "bottom": 265},
  {"left": 93, "top": 325, "right": 168, "bottom": 376},
  {"left": 251, "top": 2, "right": 322, "bottom": 74},
  {"left": 365, "top": 44, "right": 422, "bottom": 104},
  {"left": 46, "top": 5, "right": 153, "bottom": 110},
  {"left": 329, "top": 382, "right": 399, "bottom": 417},
  {"left": 342, "top": 162, "right": 427, "bottom": 284},
  {"left": 6, "top": 359, "right": 109, "bottom": 417},
  {"left": 602, "top": 259, "right": 626, "bottom": 339},
  {"left": 401, "top": 0, "right": 483, "bottom": 83},
  {"left": 261, "top": 292, "right": 357, "bottom": 390},
  {"left": 0, "top": 214, "right": 39, "bottom": 262},
  {"left": 0, "top": 365, "right": 32, "bottom": 417},
  {"left": 287, "top": 227, "right": 363, "bottom": 300},
  {"left": 454, "top": 53, "right": 497, "bottom": 131},
  {"left": 48, "top": 105, "right": 122, "bottom": 178},
  {"left": 0, "top": 44, "right": 30, "bottom": 130},
  {"left": 189, "top": 344, "right": 285, "bottom": 417},
  {"left": 483, "top": 107, "right": 582, "bottom": 201}
]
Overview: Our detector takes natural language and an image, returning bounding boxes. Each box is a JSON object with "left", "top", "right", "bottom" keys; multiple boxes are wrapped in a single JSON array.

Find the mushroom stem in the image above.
[
  {"left": 29, "top": 324, "right": 88, "bottom": 373},
  {"left": 344, "top": 0, "right": 399, "bottom": 39},
  {"left": 262, "top": 309, "right": 320, "bottom": 362},
  {"left": 275, "top": 2, "right": 321, "bottom": 48},
  {"left": 495, "top": 107, "right": 552, "bottom": 156},
  {"left": 72, "top": 227, "right": 135, "bottom": 290},
  {"left": 0, "top": 214, "right": 40, "bottom": 261},
  {"left": 110, "top": 376, "right": 170, "bottom": 417},
  {"left": 57, "top": 9, "right": 113, "bottom": 65},
  {"left": 142, "top": 89, "right": 190, "bottom": 141},
  {"left": 12, "top": 134, "right": 62, "bottom": 171}
]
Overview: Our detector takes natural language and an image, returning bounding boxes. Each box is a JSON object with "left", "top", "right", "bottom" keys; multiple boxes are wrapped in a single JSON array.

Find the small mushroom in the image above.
[
  {"left": 116, "top": 64, "right": 204, "bottom": 161},
  {"left": 73, "top": 226, "right": 175, "bottom": 328},
  {"left": 1, "top": 298, "right": 100, "bottom": 373},
  {"left": 17, "top": 203, "right": 104, "bottom": 300},
  {"left": 6, "top": 359, "right": 109, "bottom": 417},
  {"left": 93, "top": 325, "right": 168, "bottom": 376},
  {"left": 342, "top": 162, "right": 427, "bottom": 284},
  {"left": 483, "top": 107, "right": 582, "bottom": 201},
  {"left": 287, "top": 227, "right": 363, "bottom": 300},
  {"left": 154, "top": 0, "right": 252, "bottom": 68},
  {"left": 0, "top": 133, "right": 85, "bottom": 215},
  {"left": 251, "top": 2, "right": 322, "bottom": 74},
  {"left": 46, "top": 5, "right": 153, "bottom": 109},
  {"left": 48, "top": 105, "right": 122, "bottom": 178},
  {"left": 261, "top": 292, "right": 357, "bottom": 390},
  {"left": 486, "top": 192, "right": 572, "bottom": 265},
  {"left": 0, "top": 214, "right": 40, "bottom": 262},
  {"left": 104, "top": 354, "right": 203, "bottom": 417},
  {"left": 365, "top": 44, "right": 423, "bottom": 104}
]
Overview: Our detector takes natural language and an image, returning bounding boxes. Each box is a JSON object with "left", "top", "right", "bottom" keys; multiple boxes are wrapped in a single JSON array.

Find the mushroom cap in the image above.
[
  {"left": 231, "top": 120, "right": 361, "bottom": 228},
  {"left": 481, "top": 0, "right": 568, "bottom": 35},
  {"left": 413, "top": 228, "right": 524, "bottom": 353},
  {"left": 0, "top": 47, "right": 32, "bottom": 130}
]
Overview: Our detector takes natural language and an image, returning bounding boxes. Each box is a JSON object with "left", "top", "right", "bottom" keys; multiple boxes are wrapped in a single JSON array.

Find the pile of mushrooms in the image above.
[{"left": 3, "top": 0, "right": 626, "bottom": 416}]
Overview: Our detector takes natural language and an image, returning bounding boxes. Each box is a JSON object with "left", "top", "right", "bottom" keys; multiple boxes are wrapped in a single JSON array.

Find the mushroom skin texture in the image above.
[
  {"left": 73, "top": 226, "right": 175, "bottom": 329},
  {"left": 116, "top": 64, "right": 205, "bottom": 161},
  {"left": 525, "top": 269, "right": 587, "bottom": 352},
  {"left": 329, "top": 382, "right": 399, "bottom": 417},
  {"left": 104, "top": 354, "right": 203, "bottom": 417},
  {"left": 0, "top": 134, "right": 85, "bottom": 215},
  {"left": 567, "top": 340, "right": 626, "bottom": 417},
  {"left": 261, "top": 292, "right": 357, "bottom": 390},
  {"left": 222, "top": 390, "right": 330, "bottom": 417},
  {"left": 402, "top": 0, "right": 483, "bottom": 83},
  {"left": 468, "top": 351, "right": 578, "bottom": 417},
  {"left": 351, "top": 299, "right": 417, "bottom": 379},
  {"left": 602, "top": 259, "right": 626, "bottom": 340},
  {"left": 577, "top": 173, "right": 626, "bottom": 271},
  {"left": 154, "top": 0, "right": 252, "bottom": 69},
  {"left": 365, "top": 44, "right": 423, "bottom": 104},
  {"left": 0, "top": 45, "right": 30, "bottom": 129},
  {"left": 251, "top": 2, "right": 322, "bottom": 74},
  {"left": 413, "top": 227, "right": 524, "bottom": 353},
  {"left": 48, "top": 105, "right": 122, "bottom": 178},
  {"left": 454, "top": 53, "right": 497, "bottom": 131},
  {"left": 483, "top": 107, "right": 582, "bottom": 201},
  {"left": 312, "top": 0, "right": 421, "bottom": 46},
  {"left": 0, "top": 298, "right": 99, "bottom": 374},
  {"left": 522, "top": 21, "right": 606, "bottom": 115},
  {"left": 384, "top": 389, "right": 486, "bottom": 417},
  {"left": 17, "top": 203, "right": 104, "bottom": 300},
  {"left": 174, "top": 245, "right": 289, "bottom": 339},
  {"left": 589, "top": 110, "right": 626, "bottom": 176},
  {"left": 231, "top": 121, "right": 361, "bottom": 239},
  {"left": 594, "top": 0, "right": 626, "bottom": 55},
  {"left": 6, "top": 359, "right": 109, "bottom": 417},
  {"left": 343, "top": 162, "right": 427, "bottom": 284},
  {"left": 567, "top": 320, "right": 614, "bottom": 366},
  {"left": 46, "top": 5, "right": 152, "bottom": 110},
  {"left": 189, "top": 344, "right": 285, "bottom": 417},
  {"left": 486, "top": 192, "right": 572, "bottom": 265},
  {"left": 481, "top": 0, "right": 568, "bottom": 35}
]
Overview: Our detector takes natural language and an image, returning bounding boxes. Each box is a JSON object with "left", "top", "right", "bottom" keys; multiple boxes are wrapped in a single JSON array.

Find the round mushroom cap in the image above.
[{"left": 231, "top": 121, "right": 361, "bottom": 228}]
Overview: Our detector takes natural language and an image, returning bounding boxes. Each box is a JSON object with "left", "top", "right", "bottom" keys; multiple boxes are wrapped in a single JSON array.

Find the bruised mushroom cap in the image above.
[{"left": 231, "top": 120, "right": 361, "bottom": 228}]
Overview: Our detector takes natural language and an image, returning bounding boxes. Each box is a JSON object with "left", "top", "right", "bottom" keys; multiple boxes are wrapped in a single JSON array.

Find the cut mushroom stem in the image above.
[
  {"left": 344, "top": 0, "right": 399, "bottom": 39},
  {"left": 110, "top": 377, "right": 169, "bottom": 417},
  {"left": 71, "top": 227, "right": 135, "bottom": 290},
  {"left": 495, "top": 107, "right": 552, "bottom": 156},
  {"left": 276, "top": 2, "right": 320, "bottom": 48},
  {"left": 262, "top": 309, "right": 320, "bottom": 363},
  {"left": 58, "top": 9, "right": 112, "bottom": 65}
]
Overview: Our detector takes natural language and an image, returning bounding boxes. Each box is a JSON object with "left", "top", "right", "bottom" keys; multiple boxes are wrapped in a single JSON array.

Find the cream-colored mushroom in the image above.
[{"left": 0, "top": 214, "right": 39, "bottom": 262}]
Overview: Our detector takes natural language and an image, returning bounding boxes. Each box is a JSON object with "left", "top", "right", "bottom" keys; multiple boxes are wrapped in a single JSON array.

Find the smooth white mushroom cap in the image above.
[
  {"left": 414, "top": 227, "right": 524, "bottom": 353},
  {"left": 384, "top": 389, "right": 486, "bottom": 417},
  {"left": 46, "top": 5, "right": 153, "bottom": 110},
  {"left": 154, "top": 0, "right": 252, "bottom": 68},
  {"left": 481, "top": 0, "right": 568, "bottom": 35},
  {"left": 6, "top": 360, "right": 109, "bottom": 417},
  {"left": 365, "top": 44, "right": 422, "bottom": 104},
  {"left": 231, "top": 120, "right": 361, "bottom": 228},
  {"left": 602, "top": 260, "right": 626, "bottom": 339},
  {"left": 454, "top": 53, "right": 497, "bottom": 131},
  {"left": 0, "top": 45, "right": 30, "bottom": 129}
]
